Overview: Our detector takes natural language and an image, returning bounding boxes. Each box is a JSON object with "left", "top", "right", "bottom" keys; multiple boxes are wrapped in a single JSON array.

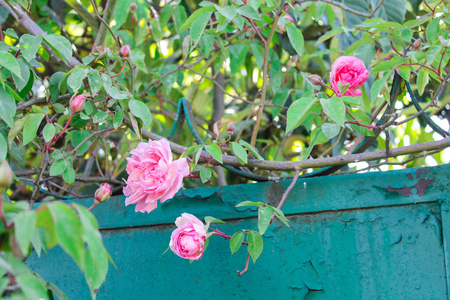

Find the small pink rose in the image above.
[
  {"left": 330, "top": 56, "right": 369, "bottom": 97},
  {"left": 169, "top": 213, "right": 206, "bottom": 260},
  {"left": 70, "top": 94, "right": 86, "bottom": 115},
  {"left": 123, "top": 139, "right": 190, "bottom": 213}
]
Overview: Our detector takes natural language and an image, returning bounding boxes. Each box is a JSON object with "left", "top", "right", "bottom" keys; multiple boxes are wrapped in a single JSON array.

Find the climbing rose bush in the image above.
[
  {"left": 330, "top": 56, "right": 369, "bottom": 97},
  {"left": 123, "top": 139, "right": 190, "bottom": 213},
  {"left": 169, "top": 213, "right": 207, "bottom": 260}
]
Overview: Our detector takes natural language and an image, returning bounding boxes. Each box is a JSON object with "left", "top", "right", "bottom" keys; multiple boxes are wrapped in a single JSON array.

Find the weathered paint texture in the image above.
[{"left": 26, "top": 165, "right": 450, "bottom": 299}]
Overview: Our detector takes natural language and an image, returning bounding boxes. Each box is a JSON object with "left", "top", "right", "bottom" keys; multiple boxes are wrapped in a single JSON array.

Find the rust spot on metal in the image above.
[
  {"left": 385, "top": 175, "right": 435, "bottom": 197},
  {"left": 415, "top": 168, "right": 430, "bottom": 179},
  {"left": 387, "top": 186, "right": 412, "bottom": 197},
  {"left": 415, "top": 178, "right": 435, "bottom": 196},
  {"left": 406, "top": 173, "right": 414, "bottom": 181}
]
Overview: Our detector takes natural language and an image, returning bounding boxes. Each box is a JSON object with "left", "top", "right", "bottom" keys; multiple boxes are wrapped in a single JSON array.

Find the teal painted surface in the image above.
[{"left": 26, "top": 165, "right": 450, "bottom": 299}]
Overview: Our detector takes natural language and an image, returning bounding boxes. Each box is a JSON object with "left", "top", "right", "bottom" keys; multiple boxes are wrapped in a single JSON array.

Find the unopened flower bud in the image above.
[
  {"left": 307, "top": 75, "right": 323, "bottom": 86},
  {"left": 94, "top": 183, "right": 112, "bottom": 206},
  {"left": 119, "top": 44, "right": 131, "bottom": 59},
  {"left": 0, "top": 161, "right": 13, "bottom": 193},
  {"left": 70, "top": 94, "right": 85, "bottom": 115},
  {"left": 413, "top": 38, "right": 421, "bottom": 51},
  {"left": 227, "top": 122, "right": 235, "bottom": 135},
  {"left": 130, "top": 3, "right": 137, "bottom": 10}
]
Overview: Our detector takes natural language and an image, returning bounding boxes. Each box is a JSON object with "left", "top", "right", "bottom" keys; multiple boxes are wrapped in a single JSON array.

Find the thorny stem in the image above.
[{"left": 250, "top": 13, "right": 282, "bottom": 147}]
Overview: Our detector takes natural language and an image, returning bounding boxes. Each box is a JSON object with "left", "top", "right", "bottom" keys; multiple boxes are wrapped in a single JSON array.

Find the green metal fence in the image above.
[{"left": 27, "top": 165, "right": 450, "bottom": 299}]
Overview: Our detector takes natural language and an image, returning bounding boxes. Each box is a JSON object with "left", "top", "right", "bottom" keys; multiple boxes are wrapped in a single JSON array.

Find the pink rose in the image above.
[
  {"left": 169, "top": 213, "right": 206, "bottom": 260},
  {"left": 330, "top": 56, "right": 369, "bottom": 97},
  {"left": 123, "top": 139, "right": 190, "bottom": 213}
]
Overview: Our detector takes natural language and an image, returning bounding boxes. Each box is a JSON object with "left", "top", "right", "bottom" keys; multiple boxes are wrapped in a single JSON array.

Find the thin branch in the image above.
[
  {"left": 295, "top": 0, "right": 385, "bottom": 18},
  {"left": 250, "top": 13, "right": 282, "bottom": 147},
  {"left": 277, "top": 169, "right": 300, "bottom": 210},
  {"left": 237, "top": 254, "right": 251, "bottom": 276},
  {"left": 128, "top": 116, "right": 450, "bottom": 171},
  {"left": 92, "top": 0, "right": 119, "bottom": 48}
]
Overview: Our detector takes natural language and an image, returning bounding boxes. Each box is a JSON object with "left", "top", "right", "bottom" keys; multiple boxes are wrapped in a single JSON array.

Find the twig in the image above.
[
  {"left": 92, "top": 0, "right": 119, "bottom": 48},
  {"left": 237, "top": 254, "right": 251, "bottom": 276},
  {"left": 250, "top": 13, "right": 282, "bottom": 147},
  {"left": 277, "top": 169, "right": 300, "bottom": 210}
]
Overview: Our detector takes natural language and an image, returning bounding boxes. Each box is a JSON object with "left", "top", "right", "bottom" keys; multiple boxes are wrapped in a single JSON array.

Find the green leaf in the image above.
[
  {"left": 204, "top": 216, "right": 225, "bottom": 224},
  {"left": 204, "top": 144, "right": 223, "bottom": 164},
  {"left": 179, "top": 6, "right": 216, "bottom": 32},
  {"left": 398, "top": 65, "right": 411, "bottom": 81},
  {"left": 272, "top": 207, "right": 290, "bottom": 227},
  {"left": 108, "top": 87, "right": 128, "bottom": 99},
  {"left": 47, "top": 282, "right": 69, "bottom": 300},
  {"left": 23, "top": 113, "right": 45, "bottom": 146},
  {"left": 320, "top": 97, "right": 345, "bottom": 127},
  {"left": 271, "top": 89, "right": 290, "bottom": 118},
  {"left": 14, "top": 210, "right": 36, "bottom": 256},
  {"left": 238, "top": 140, "right": 264, "bottom": 160},
  {"left": 199, "top": 34, "right": 214, "bottom": 58},
  {"left": 48, "top": 203, "right": 84, "bottom": 270},
  {"left": 16, "top": 275, "right": 49, "bottom": 300},
  {"left": 199, "top": 166, "right": 212, "bottom": 183},
  {"left": 50, "top": 158, "right": 68, "bottom": 176},
  {"left": 215, "top": 5, "right": 237, "bottom": 20},
  {"left": 113, "top": 109, "right": 124, "bottom": 129},
  {"left": 19, "top": 34, "right": 42, "bottom": 62},
  {"left": 88, "top": 69, "right": 102, "bottom": 96},
  {"left": 42, "top": 123, "right": 55, "bottom": 143},
  {"left": 304, "top": 127, "right": 329, "bottom": 159},
  {"left": 426, "top": 18, "right": 440, "bottom": 43},
  {"left": 322, "top": 123, "right": 341, "bottom": 139},
  {"left": 190, "top": 11, "right": 213, "bottom": 47},
  {"left": 247, "top": 230, "right": 263, "bottom": 263},
  {"left": 236, "top": 201, "right": 266, "bottom": 207},
  {"left": 370, "top": 70, "right": 392, "bottom": 102},
  {"left": 43, "top": 34, "right": 72, "bottom": 63},
  {"left": 0, "top": 51, "right": 22, "bottom": 79},
  {"left": 93, "top": 111, "right": 108, "bottom": 124},
  {"left": 129, "top": 99, "right": 152, "bottom": 128},
  {"left": 71, "top": 130, "right": 92, "bottom": 156},
  {"left": 230, "top": 232, "right": 245, "bottom": 254},
  {"left": 258, "top": 206, "right": 273, "bottom": 235},
  {"left": 8, "top": 116, "right": 28, "bottom": 147},
  {"left": 286, "top": 24, "right": 304, "bottom": 56},
  {"left": 73, "top": 204, "right": 109, "bottom": 298},
  {"left": 353, "top": 43, "right": 375, "bottom": 68},
  {"left": 286, "top": 97, "right": 317, "bottom": 132},
  {"left": 0, "top": 134, "right": 6, "bottom": 161},
  {"left": 417, "top": 68, "right": 429, "bottom": 96},
  {"left": 230, "top": 142, "right": 248, "bottom": 165},
  {"left": 101, "top": 73, "right": 112, "bottom": 90},
  {"left": 68, "top": 68, "right": 89, "bottom": 91},
  {"left": 63, "top": 166, "right": 76, "bottom": 184},
  {"left": 347, "top": 110, "right": 375, "bottom": 137},
  {"left": 237, "top": 5, "right": 261, "bottom": 20}
]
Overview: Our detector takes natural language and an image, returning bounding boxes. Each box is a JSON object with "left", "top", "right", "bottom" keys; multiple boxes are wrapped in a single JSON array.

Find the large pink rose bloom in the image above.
[
  {"left": 169, "top": 213, "right": 206, "bottom": 260},
  {"left": 330, "top": 56, "right": 369, "bottom": 97},
  {"left": 123, "top": 139, "right": 190, "bottom": 213}
]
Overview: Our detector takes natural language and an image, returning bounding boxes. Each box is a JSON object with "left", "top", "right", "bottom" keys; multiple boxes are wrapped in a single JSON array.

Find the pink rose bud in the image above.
[
  {"left": 169, "top": 213, "right": 206, "bottom": 260},
  {"left": 307, "top": 75, "right": 323, "bottom": 86},
  {"left": 123, "top": 139, "right": 190, "bottom": 213},
  {"left": 70, "top": 94, "right": 85, "bottom": 115},
  {"left": 94, "top": 183, "right": 112, "bottom": 206},
  {"left": 130, "top": 2, "right": 137, "bottom": 10},
  {"left": 330, "top": 56, "right": 369, "bottom": 97},
  {"left": 226, "top": 122, "right": 235, "bottom": 135},
  {"left": 413, "top": 38, "right": 421, "bottom": 51},
  {"left": 0, "top": 161, "right": 13, "bottom": 192},
  {"left": 119, "top": 45, "right": 131, "bottom": 59}
]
